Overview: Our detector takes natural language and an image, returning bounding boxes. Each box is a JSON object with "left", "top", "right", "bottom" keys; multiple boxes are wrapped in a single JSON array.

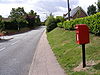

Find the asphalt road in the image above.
[{"left": 0, "top": 26, "right": 45, "bottom": 75}]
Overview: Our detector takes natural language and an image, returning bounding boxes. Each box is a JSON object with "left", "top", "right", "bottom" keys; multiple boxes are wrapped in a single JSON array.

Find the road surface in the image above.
[{"left": 0, "top": 26, "right": 45, "bottom": 75}]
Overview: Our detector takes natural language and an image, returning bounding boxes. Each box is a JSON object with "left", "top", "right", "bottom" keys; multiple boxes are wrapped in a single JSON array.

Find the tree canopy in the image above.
[
  {"left": 9, "top": 7, "right": 26, "bottom": 22},
  {"left": 87, "top": 4, "right": 97, "bottom": 16},
  {"left": 0, "top": 15, "right": 2, "bottom": 21},
  {"left": 97, "top": 0, "right": 100, "bottom": 12},
  {"left": 25, "top": 10, "right": 41, "bottom": 27}
]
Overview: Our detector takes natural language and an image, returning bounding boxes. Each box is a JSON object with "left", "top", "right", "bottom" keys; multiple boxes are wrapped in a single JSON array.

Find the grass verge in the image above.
[{"left": 47, "top": 27, "right": 100, "bottom": 75}]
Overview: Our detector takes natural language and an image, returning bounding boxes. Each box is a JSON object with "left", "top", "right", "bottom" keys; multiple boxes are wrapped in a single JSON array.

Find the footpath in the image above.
[{"left": 29, "top": 31, "right": 66, "bottom": 75}]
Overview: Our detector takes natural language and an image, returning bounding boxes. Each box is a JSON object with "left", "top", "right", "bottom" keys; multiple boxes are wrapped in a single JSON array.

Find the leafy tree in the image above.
[
  {"left": 0, "top": 15, "right": 2, "bottom": 29},
  {"left": 0, "top": 15, "right": 4, "bottom": 31},
  {"left": 9, "top": 7, "right": 26, "bottom": 21},
  {"left": 97, "top": 0, "right": 100, "bottom": 12},
  {"left": 25, "top": 14, "right": 35, "bottom": 28},
  {"left": 25, "top": 10, "right": 37, "bottom": 28},
  {"left": 35, "top": 15, "right": 41, "bottom": 26},
  {"left": 29, "top": 10, "right": 37, "bottom": 16},
  {"left": 0, "top": 15, "right": 2, "bottom": 21},
  {"left": 87, "top": 4, "right": 97, "bottom": 16},
  {"left": 55, "top": 16, "right": 65, "bottom": 23},
  {"left": 25, "top": 10, "right": 41, "bottom": 28},
  {"left": 45, "top": 13, "right": 57, "bottom": 32},
  {"left": 9, "top": 7, "right": 27, "bottom": 30}
]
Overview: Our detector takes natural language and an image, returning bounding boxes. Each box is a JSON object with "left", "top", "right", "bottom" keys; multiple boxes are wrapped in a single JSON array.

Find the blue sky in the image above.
[{"left": 0, "top": 0, "right": 98, "bottom": 21}]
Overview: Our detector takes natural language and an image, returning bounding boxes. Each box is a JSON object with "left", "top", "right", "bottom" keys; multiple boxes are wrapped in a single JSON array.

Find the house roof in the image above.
[{"left": 70, "top": 6, "right": 88, "bottom": 17}]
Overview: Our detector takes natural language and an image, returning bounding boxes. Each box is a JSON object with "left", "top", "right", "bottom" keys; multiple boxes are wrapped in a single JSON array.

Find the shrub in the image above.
[
  {"left": 0, "top": 20, "right": 4, "bottom": 31},
  {"left": 47, "top": 22, "right": 57, "bottom": 32},
  {"left": 57, "top": 12, "right": 100, "bottom": 35},
  {"left": 57, "top": 22, "right": 63, "bottom": 28},
  {"left": 45, "top": 15, "right": 57, "bottom": 32},
  {"left": 4, "top": 21, "right": 18, "bottom": 30}
]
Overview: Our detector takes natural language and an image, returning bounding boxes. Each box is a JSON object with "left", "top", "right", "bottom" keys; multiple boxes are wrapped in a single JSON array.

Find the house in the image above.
[
  {"left": 2, "top": 18, "right": 11, "bottom": 21},
  {"left": 64, "top": 6, "right": 88, "bottom": 20}
]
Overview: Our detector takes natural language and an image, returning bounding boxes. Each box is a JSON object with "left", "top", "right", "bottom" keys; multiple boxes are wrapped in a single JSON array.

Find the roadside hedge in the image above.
[
  {"left": 0, "top": 20, "right": 4, "bottom": 31},
  {"left": 57, "top": 12, "right": 100, "bottom": 35}
]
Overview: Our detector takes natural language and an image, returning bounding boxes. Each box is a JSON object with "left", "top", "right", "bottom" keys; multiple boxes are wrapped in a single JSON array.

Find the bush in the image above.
[
  {"left": 3, "top": 19, "right": 28, "bottom": 30},
  {"left": 47, "top": 23, "right": 57, "bottom": 32},
  {"left": 57, "top": 22, "right": 63, "bottom": 28},
  {"left": 57, "top": 12, "right": 100, "bottom": 35},
  {"left": 45, "top": 15, "right": 57, "bottom": 32},
  {"left": 4, "top": 21, "right": 18, "bottom": 30},
  {"left": 0, "top": 21, "right": 4, "bottom": 30}
]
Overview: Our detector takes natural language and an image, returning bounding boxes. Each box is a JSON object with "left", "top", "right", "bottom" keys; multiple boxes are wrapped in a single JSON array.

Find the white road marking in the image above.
[
  {"left": 0, "top": 47, "right": 6, "bottom": 52},
  {"left": 11, "top": 41, "right": 19, "bottom": 45}
]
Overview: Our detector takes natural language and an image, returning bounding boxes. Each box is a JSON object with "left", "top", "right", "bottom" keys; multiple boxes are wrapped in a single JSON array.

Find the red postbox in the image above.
[{"left": 75, "top": 24, "right": 90, "bottom": 44}]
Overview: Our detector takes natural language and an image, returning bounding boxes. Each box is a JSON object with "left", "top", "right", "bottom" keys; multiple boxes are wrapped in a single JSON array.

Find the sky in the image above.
[{"left": 0, "top": 0, "right": 98, "bottom": 21}]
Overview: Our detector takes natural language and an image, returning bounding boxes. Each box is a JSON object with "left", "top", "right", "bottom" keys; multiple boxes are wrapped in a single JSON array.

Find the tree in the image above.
[
  {"left": 25, "top": 10, "right": 41, "bottom": 28},
  {"left": 55, "top": 16, "right": 65, "bottom": 23},
  {"left": 0, "top": 15, "right": 2, "bottom": 21},
  {"left": 0, "top": 15, "right": 2, "bottom": 29},
  {"left": 97, "top": 0, "right": 100, "bottom": 12},
  {"left": 0, "top": 15, "right": 4, "bottom": 31},
  {"left": 45, "top": 13, "right": 57, "bottom": 32},
  {"left": 9, "top": 7, "right": 26, "bottom": 20},
  {"left": 9, "top": 7, "right": 27, "bottom": 30},
  {"left": 35, "top": 15, "right": 41, "bottom": 26},
  {"left": 29, "top": 10, "right": 37, "bottom": 16},
  {"left": 25, "top": 10, "right": 37, "bottom": 28},
  {"left": 87, "top": 4, "right": 97, "bottom": 16}
]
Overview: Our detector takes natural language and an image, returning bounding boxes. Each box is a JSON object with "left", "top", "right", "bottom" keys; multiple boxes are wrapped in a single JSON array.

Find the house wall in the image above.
[{"left": 72, "top": 9, "right": 87, "bottom": 19}]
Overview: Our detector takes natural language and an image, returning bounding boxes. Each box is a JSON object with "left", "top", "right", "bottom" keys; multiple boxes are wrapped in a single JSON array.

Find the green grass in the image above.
[{"left": 47, "top": 28, "right": 100, "bottom": 75}]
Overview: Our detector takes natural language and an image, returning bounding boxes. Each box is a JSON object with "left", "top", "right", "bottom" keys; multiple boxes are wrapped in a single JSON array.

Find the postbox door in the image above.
[{"left": 76, "top": 24, "right": 90, "bottom": 44}]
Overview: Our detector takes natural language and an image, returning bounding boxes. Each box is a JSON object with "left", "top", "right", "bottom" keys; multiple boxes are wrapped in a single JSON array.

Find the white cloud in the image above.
[
  {"left": 0, "top": 4, "right": 18, "bottom": 17},
  {"left": 78, "top": 0, "right": 98, "bottom": 11},
  {"left": 0, "top": 0, "right": 98, "bottom": 21}
]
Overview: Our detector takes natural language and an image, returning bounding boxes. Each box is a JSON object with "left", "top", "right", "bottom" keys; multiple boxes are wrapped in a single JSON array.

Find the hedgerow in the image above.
[{"left": 57, "top": 12, "right": 100, "bottom": 35}]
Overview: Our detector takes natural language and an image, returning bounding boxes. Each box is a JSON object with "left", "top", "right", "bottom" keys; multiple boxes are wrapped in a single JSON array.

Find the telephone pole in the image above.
[{"left": 67, "top": 0, "right": 70, "bottom": 21}]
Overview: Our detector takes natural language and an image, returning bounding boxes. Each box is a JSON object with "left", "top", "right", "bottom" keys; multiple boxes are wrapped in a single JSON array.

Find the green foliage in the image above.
[
  {"left": 57, "top": 12, "right": 100, "bottom": 35},
  {"left": 4, "top": 20, "right": 18, "bottom": 30},
  {"left": 57, "top": 22, "right": 63, "bottom": 28},
  {"left": 0, "top": 15, "right": 4, "bottom": 31},
  {"left": 35, "top": 15, "right": 41, "bottom": 26},
  {"left": 8, "top": 7, "right": 27, "bottom": 30},
  {"left": 0, "top": 21, "right": 4, "bottom": 30},
  {"left": 0, "top": 15, "right": 2, "bottom": 21},
  {"left": 45, "top": 15, "right": 57, "bottom": 32},
  {"left": 55, "top": 16, "right": 65, "bottom": 28},
  {"left": 47, "top": 28, "right": 100, "bottom": 75},
  {"left": 0, "top": 7, "right": 41, "bottom": 31},
  {"left": 29, "top": 10, "right": 36, "bottom": 16},
  {"left": 97, "top": 0, "right": 100, "bottom": 12},
  {"left": 87, "top": 4, "right": 97, "bottom": 16},
  {"left": 45, "top": 15, "right": 65, "bottom": 32},
  {"left": 55, "top": 16, "right": 65, "bottom": 23},
  {"left": 25, "top": 10, "right": 41, "bottom": 28},
  {"left": 9, "top": 7, "right": 26, "bottom": 22}
]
